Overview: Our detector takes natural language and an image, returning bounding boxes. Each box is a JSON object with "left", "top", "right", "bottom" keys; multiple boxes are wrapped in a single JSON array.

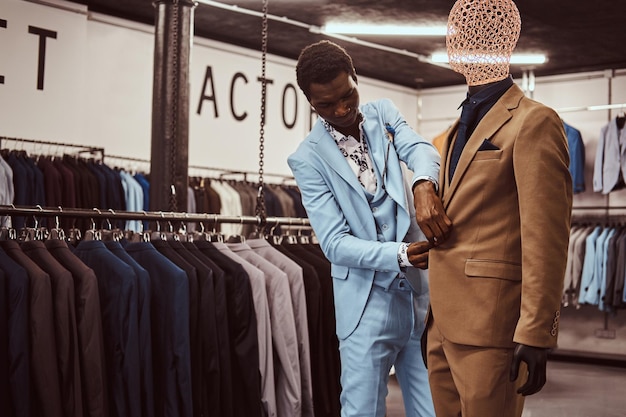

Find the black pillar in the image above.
[{"left": 150, "top": 0, "right": 196, "bottom": 212}]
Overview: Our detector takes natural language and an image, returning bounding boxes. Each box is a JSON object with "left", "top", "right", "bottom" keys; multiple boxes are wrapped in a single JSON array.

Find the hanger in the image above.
[
  {"left": 194, "top": 214, "right": 224, "bottom": 242},
  {"left": 226, "top": 216, "right": 246, "bottom": 243},
  {"left": 83, "top": 210, "right": 102, "bottom": 241},
  {"left": 46, "top": 207, "right": 67, "bottom": 241}
]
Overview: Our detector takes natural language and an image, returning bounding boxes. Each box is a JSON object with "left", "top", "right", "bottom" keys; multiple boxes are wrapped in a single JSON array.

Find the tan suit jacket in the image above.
[{"left": 429, "top": 83, "right": 573, "bottom": 349}]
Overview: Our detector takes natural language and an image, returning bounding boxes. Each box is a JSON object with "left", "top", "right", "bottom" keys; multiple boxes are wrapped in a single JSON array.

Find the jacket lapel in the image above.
[
  {"left": 440, "top": 121, "right": 458, "bottom": 200},
  {"left": 442, "top": 84, "right": 522, "bottom": 208},
  {"left": 308, "top": 120, "right": 367, "bottom": 198},
  {"left": 361, "top": 115, "right": 406, "bottom": 211}
]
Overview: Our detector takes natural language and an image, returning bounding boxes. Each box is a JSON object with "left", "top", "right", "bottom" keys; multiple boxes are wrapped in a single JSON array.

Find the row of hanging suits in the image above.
[
  {"left": 188, "top": 177, "right": 306, "bottom": 237},
  {"left": 564, "top": 223, "right": 626, "bottom": 311},
  {"left": 0, "top": 148, "right": 306, "bottom": 237},
  {"left": 0, "top": 149, "right": 149, "bottom": 231},
  {"left": 0, "top": 228, "right": 341, "bottom": 417}
]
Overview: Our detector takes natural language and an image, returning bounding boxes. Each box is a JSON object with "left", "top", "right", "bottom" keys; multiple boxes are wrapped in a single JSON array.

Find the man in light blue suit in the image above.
[{"left": 288, "top": 40, "right": 452, "bottom": 417}]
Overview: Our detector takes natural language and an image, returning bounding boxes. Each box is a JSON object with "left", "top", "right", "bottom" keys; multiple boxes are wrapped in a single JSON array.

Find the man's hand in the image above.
[
  {"left": 407, "top": 241, "right": 433, "bottom": 269},
  {"left": 413, "top": 180, "right": 452, "bottom": 245},
  {"left": 509, "top": 343, "right": 548, "bottom": 396}
]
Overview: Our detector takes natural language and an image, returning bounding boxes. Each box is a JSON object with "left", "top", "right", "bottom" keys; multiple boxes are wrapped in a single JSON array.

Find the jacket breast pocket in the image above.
[
  {"left": 465, "top": 259, "right": 521, "bottom": 281},
  {"left": 473, "top": 149, "right": 503, "bottom": 161}
]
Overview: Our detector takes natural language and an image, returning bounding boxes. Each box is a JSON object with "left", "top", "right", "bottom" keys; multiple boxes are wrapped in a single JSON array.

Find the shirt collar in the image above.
[
  {"left": 458, "top": 75, "right": 514, "bottom": 109},
  {"left": 321, "top": 112, "right": 365, "bottom": 144}
]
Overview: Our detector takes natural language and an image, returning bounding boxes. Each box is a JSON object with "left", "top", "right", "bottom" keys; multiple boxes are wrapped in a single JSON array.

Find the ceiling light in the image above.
[
  {"left": 430, "top": 52, "right": 547, "bottom": 65},
  {"left": 323, "top": 23, "right": 447, "bottom": 36}
]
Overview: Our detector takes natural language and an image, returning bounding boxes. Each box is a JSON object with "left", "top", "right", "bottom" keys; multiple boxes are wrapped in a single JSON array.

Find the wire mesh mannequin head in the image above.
[{"left": 446, "top": 0, "right": 521, "bottom": 86}]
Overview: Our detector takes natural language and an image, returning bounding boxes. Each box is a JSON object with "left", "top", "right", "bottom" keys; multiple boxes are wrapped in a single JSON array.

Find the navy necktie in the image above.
[{"left": 449, "top": 101, "right": 473, "bottom": 180}]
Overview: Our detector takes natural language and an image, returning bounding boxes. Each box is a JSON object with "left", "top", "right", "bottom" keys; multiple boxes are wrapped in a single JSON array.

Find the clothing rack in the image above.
[
  {"left": 556, "top": 102, "right": 626, "bottom": 114},
  {"left": 0, "top": 140, "right": 295, "bottom": 183},
  {"left": 424, "top": 101, "right": 626, "bottom": 125},
  {"left": 571, "top": 206, "right": 626, "bottom": 225},
  {"left": 0, "top": 204, "right": 310, "bottom": 229},
  {"left": 105, "top": 153, "right": 296, "bottom": 183},
  {"left": 0, "top": 136, "right": 105, "bottom": 158},
  {"left": 568, "top": 207, "right": 625, "bottom": 345}
]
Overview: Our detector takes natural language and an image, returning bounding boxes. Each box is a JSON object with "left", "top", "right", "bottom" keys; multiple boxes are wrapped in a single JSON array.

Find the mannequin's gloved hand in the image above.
[
  {"left": 509, "top": 343, "right": 548, "bottom": 396},
  {"left": 407, "top": 241, "right": 432, "bottom": 269}
]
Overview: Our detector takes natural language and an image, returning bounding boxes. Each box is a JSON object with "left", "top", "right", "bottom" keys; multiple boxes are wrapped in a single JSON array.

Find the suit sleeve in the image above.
[
  {"left": 287, "top": 154, "right": 402, "bottom": 274},
  {"left": 378, "top": 98, "right": 441, "bottom": 185},
  {"left": 512, "top": 106, "right": 573, "bottom": 348}
]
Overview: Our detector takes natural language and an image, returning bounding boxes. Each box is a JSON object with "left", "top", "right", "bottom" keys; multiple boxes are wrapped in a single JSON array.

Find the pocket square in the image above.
[{"left": 478, "top": 139, "right": 500, "bottom": 151}]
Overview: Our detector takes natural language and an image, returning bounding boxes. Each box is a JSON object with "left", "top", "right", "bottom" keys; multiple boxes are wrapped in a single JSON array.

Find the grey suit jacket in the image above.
[{"left": 593, "top": 117, "right": 626, "bottom": 194}]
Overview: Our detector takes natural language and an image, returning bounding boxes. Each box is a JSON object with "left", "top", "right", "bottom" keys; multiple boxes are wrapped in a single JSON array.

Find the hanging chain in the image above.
[
  {"left": 168, "top": 0, "right": 180, "bottom": 212},
  {"left": 256, "top": 0, "right": 269, "bottom": 234}
]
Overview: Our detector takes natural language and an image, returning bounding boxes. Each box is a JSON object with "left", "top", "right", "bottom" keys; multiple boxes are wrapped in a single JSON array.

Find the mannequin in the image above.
[
  {"left": 424, "top": 1, "right": 573, "bottom": 416},
  {"left": 447, "top": 0, "right": 521, "bottom": 87}
]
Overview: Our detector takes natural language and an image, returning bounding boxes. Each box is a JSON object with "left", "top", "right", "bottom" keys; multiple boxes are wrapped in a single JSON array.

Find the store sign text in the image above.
[
  {"left": 0, "top": 19, "right": 57, "bottom": 89},
  {"left": 196, "top": 65, "right": 316, "bottom": 130}
]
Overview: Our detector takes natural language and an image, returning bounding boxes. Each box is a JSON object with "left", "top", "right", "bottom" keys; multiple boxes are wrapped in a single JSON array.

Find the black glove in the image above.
[{"left": 509, "top": 343, "right": 548, "bottom": 396}]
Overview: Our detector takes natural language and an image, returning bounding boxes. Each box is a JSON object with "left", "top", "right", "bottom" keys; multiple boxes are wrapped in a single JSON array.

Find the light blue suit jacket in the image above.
[{"left": 288, "top": 98, "right": 440, "bottom": 339}]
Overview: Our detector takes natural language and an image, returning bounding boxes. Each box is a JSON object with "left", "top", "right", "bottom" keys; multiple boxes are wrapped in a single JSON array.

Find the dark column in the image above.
[{"left": 150, "top": 0, "right": 197, "bottom": 212}]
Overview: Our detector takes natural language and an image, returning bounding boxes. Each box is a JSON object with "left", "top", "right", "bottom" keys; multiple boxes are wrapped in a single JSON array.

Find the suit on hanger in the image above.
[
  {"left": 563, "top": 226, "right": 586, "bottom": 305},
  {"left": 21, "top": 241, "right": 84, "bottom": 417},
  {"left": 105, "top": 240, "right": 155, "bottom": 417},
  {"left": 218, "top": 242, "right": 277, "bottom": 417},
  {"left": 46, "top": 239, "right": 110, "bottom": 417},
  {"left": 247, "top": 238, "right": 314, "bottom": 417},
  {"left": 563, "top": 122, "right": 586, "bottom": 193},
  {"left": 0, "top": 156, "right": 14, "bottom": 227},
  {"left": 278, "top": 243, "right": 340, "bottom": 417},
  {"left": 168, "top": 239, "right": 221, "bottom": 417},
  {"left": 568, "top": 226, "right": 591, "bottom": 306},
  {"left": 151, "top": 239, "right": 200, "bottom": 417},
  {"left": 183, "top": 240, "right": 232, "bottom": 417},
  {"left": 192, "top": 240, "right": 261, "bottom": 417},
  {"left": 123, "top": 241, "right": 193, "bottom": 417},
  {"left": 613, "top": 231, "right": 626, "bottom": 307},
  {"left": 603, "top": 227, "right": 625, "bottom": 308},
  {"left": 73, "top": 240, "right": 141, "bottom": 417},
  {"left": 0, "top": 240, "right": 64, "bottom": 417},
  {"left": 0, "top": 248, "right": 29, "bottom": 417},
  {"left": 593, "top": 117, "right": 626, "bottom": 194},
  {"left": 0, "top": 268, "right": 9, "bottom": 417}
]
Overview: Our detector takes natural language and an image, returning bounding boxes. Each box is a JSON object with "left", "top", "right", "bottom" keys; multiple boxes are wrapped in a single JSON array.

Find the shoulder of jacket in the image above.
[{"left": 361, "top": 99, "right": 397, "bottom": 124}]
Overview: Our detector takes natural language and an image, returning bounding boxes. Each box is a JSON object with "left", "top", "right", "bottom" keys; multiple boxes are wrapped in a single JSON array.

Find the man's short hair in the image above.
[{"left": 295, "top": 40, "right": 358, "bottom": 100}]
